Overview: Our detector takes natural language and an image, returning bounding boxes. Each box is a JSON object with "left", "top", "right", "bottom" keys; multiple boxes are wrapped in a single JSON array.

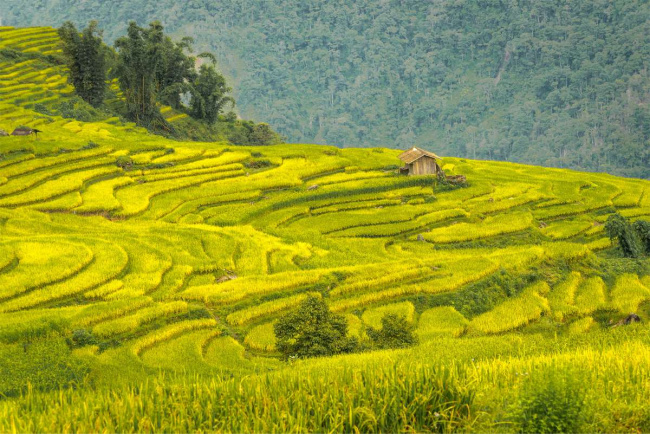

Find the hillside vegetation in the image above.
[
  {"left": 0, "top": 24, "right": 282, "bottom": 145},
  {"left": 1, "top": 0, "right": 648, "bottom": 177},
  {"left": 0, "top": 26, "right": 650, "bottom": 432}
]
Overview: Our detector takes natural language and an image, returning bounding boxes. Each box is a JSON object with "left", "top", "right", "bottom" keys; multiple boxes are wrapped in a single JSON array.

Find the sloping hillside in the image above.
[
  {"left": 1, "top": 0, "right": 649, "bottom": 177},
  {"left": 1, "top": 32, "right": 649, "bottom": 361},
  {"left": 0, "top": 26, "right": 650, "bottom": 433}
]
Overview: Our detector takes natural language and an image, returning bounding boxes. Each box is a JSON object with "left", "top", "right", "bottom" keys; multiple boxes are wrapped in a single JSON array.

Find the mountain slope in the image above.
[
  {"left": 0, "top": 34, "right": 649, "bottom": 354},
  {"left": 1, "top": 0, "right": 648, "bottom": 177},
  {"left": 1, "top": 29, "right": 650, "bottom": 431}
]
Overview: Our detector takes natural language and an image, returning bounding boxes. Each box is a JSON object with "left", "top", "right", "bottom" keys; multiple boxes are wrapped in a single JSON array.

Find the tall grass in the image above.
[{"left": 0, "top": 363, "right": 476, "bottom": 433}]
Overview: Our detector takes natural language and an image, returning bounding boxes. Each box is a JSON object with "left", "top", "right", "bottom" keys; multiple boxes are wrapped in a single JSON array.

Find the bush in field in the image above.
[
  {"left": 274, "top": 295, "right": 358, "bottom": 360},
  {"left": 633, "top": 220, "right": 650, "bottom": 254},
  {"left": 69, "top": 329, "right": 97, "bottom": 348},
  {"left": 605, "top": 213, "right": 641, "bottom": 258},
  {"left": 514, "top": 370, "right": 587, "bottom": 434},
  {"left": 0, "top": 338, "right": 89, "bottom": 397},
  {"left": 367, "top": 313, "right": 418, "bottom": 349}
]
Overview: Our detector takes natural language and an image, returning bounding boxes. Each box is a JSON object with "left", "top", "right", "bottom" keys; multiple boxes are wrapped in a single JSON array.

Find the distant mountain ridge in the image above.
[{"left": 1, "top": 0, "right": 648, "bottom": 178}]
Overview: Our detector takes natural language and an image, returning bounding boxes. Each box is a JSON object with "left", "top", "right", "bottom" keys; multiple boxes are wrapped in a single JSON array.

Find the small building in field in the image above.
[
  {"left": 0, "top": 129, "right": 8, "bottom": 137},
  {"left": 11, "top": 126, "right": 34, "bottom": 136},
  {"left": 11, "top": 127, "right": 41, "bottom": 138},
  {"left": 398, "top": 147, "right": 442, "bottom": 176}
]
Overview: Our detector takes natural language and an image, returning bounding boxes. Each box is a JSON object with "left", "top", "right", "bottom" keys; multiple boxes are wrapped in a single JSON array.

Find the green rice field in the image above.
[{"left": 1, "top": 26, "right": 650, "bottom": 432}]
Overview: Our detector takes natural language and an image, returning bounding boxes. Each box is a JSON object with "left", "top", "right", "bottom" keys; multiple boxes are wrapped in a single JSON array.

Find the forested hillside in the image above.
[{"left": 1, "top": 0, "right": 648, "bottom": 177}]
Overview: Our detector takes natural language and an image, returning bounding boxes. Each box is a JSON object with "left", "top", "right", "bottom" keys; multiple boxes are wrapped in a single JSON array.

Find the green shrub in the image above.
[
  {"left": 244, "top": 159, "right": 272, "bottom": 169},
  {"left": 605, "top": 213, "right": 641, "bottom": 258},
  {"left": 274, "top": 295, "right": 358, "bottom": 360},
  {"left": 82, "top": 141, "right": 99, "bottom": 150},
  {"left": 224, "top": 111, "right": 238, "bottom": 122},
  {"left": 514, "top": 370, "right": 587, "bottom": 434},
  {"left": 69, "top": 329, "right": 97, "bottom": 348},
  {"left": 633, "top": 220, "right": 650, "bottom": 255},
  {"left": 58, "top": 100, "right": 93, "bottom": 122},
  {"left": 0, "top": 338, "right": 89, "bottom": 397},
  {"left": 115, "top": 156, "right": 134, "bottom": 170},
  {"left": 367, "top": 313, "right": 418, "bottom": 349},
  {"left": 33, "top": 103, "right": 52, "bottom": 116}
]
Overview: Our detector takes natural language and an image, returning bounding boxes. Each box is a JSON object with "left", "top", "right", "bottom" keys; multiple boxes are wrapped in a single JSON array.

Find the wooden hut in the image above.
[
  {"left": 398, "top": 147, "right": 442, "bottom": 176},
  {"left": 11, "top": 126, "right": 34, "bottom": 136}
]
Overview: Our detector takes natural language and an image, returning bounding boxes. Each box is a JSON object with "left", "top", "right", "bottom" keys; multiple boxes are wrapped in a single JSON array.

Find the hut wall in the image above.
[{"left": 410, "top": 157, "right": 438, "bottom": 175}]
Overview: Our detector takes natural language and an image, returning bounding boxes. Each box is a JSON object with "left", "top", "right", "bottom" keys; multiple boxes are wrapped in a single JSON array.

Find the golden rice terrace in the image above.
[{"left": 0, "top": 26, "right": 650, "bottom": 432}]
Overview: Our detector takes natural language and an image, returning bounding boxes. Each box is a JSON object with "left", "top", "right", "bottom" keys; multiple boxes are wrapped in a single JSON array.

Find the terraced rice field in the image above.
[
  {"left": 0, "top": 27, "right": 190, "bottom": 125},
  {"left": 1, "top": 85, "right": 649, "bottom": 364},
  {"left": 1, "top": 26, "right": 650, "bottom": 432}
]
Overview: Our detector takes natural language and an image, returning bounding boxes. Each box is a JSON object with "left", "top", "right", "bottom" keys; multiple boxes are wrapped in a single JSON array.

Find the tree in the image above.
[
  {"left": 58, "top": 21, "right": 107, "bottom": 107},
  {"left": 605, "top": 213, "right": 641, "bottom": 258},
  {"left": 366, "top": 313, "right": 418, "bottom": 350},
  {"left": 633, "top": 220, "right": 650, "bottom": 255},
  {"left": 190, "top": 64, "right": 235, "bottom": 123},
  {"left": 156, "top": 35, "right": 197, "bottom": 109},
  {"left": 114, "top": 21, "right": 239, "bottom": 131},
  {"left": 250, "top": 123, "right": 283, "bottom": 146},
  {"left": 114, "top": 21, "right": 163, "bottom": 128},
  {"left": 114, "top": 21, "right": 200, "bottom": 129},
  {"left": 274, "top": 295, "right": 358, "bottom": 360}
]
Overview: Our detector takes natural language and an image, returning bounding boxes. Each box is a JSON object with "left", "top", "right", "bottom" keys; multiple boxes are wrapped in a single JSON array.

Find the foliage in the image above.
[
  {"left": 513, "top": 370, "right": 587, "bottom": 434},
  {"left": 605, "top": 213, "right": 641, "bottom": 258},
  {"left": 58, "top": 21, "right": 107, "bottom": 107},
  {"left": 113, "top": 21, "right": 174, "bottom": 130},
  {"left": 190, "top": 64, "right": 234, "bottom": 124},
  {"left": 6, "top": 0, "right": 649, "bottom": 177},
  {"left": 633, "top": 220, "right": 650, "bottom": 254},
  {"left": 0, "top": 363, "right": 476, "bottom": 432},
  {"left": 0, "top": 25, "right": 282, "bottom": 144},
  {"left": 68, "top": 328, "right": 97, "bottom": 347},
  {"left": 366, "top": 313, "right": 418, "bottom": 350},
  {"left": 0, "top": 337, "right": 89, "bottom": 397},
  {"left": 0, "top": 42, "right": 648, "bottom": 430},
  {"left": 274, "top": 295, "right": 358, "bottom": 360}
]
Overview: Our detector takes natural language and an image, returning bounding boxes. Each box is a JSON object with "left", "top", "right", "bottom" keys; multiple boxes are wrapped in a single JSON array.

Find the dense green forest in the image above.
[{"left": 1, "top": 0, "right": 648, "bottom": 177}]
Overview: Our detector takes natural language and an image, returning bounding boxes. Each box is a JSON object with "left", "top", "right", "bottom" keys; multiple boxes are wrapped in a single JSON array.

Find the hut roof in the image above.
[
  {"left": 11, "top": 127, "right": 33, "bottom": 136},
  {"left": 398, "top": 147, "right": 441, "bottom": 164}
]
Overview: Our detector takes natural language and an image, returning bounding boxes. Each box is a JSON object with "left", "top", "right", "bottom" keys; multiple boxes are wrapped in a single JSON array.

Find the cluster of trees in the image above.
[
  {"left": 57, "top": 20, "right": 234, "bottom": 129},
  {"left": 55, "top": 20, "right": 281, "bottom": 144},
  {"left": 112, "top": 21, "right": 234, "bottom": 129},
  {"left": 58, "top": 21, "right": 107, "bottom": 107},
  {"left": 7, "top": 0, "right": 648, "bottom": 177},
  {"left": 274, "top": 296, "right": 416, "bottom": 360},
  {"left": 605, "top": 214, "right": 650, "bottom": 258}
]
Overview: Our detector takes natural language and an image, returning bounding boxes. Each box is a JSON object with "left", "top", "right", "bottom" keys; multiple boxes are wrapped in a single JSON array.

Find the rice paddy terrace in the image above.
[
  {"left": 0, "top": 26, "right": 188, "bottom": 127},
  {"left": 1, "top": 26, "right": 650, "bottom": 432}
]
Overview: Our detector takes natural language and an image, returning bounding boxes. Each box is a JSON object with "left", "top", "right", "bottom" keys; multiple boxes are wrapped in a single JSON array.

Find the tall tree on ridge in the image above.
[
  {"left": 58, "top": 21, "right": 107, "bottom": 107},
  {"left": 190, "top": 59, "right": 235, "bottom": 124},
  {"left": 114, "top": 21, "right": 162, "bottom": 127}
]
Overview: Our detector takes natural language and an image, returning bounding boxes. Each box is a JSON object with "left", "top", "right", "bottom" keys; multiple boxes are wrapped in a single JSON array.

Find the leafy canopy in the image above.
[
  {"left": 18, "top": 0, "right": 649, "bottom": 176},
  {"left": 58, "top": 21, "right": 107, "bottom": 107},
  {"left": 366, "top": 313, "right": 418, "bottom": 350},
  {"left": 274, "top": 295, "right": 358, "bottom": 360},
  {"left": 605, "top": 213, "right": 642, "bottom": 258},
  {"left": 633, "top": 220, "right": 650, "bottom": 255}
]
